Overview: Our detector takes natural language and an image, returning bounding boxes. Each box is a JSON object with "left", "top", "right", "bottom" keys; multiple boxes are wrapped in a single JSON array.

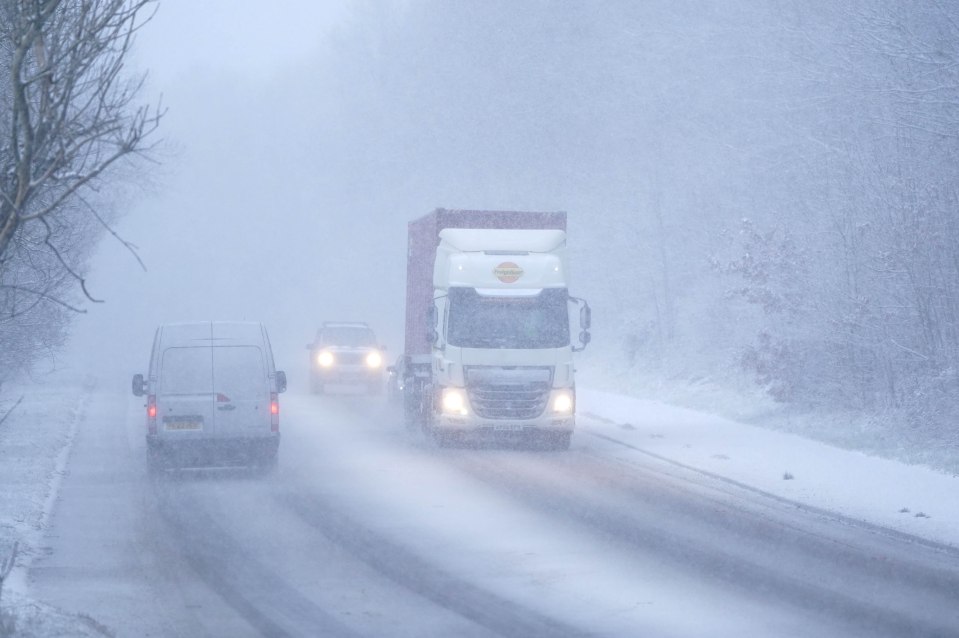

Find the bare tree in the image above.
[{"left": 0, "top": 0, "right": 162, "bottom": 381}]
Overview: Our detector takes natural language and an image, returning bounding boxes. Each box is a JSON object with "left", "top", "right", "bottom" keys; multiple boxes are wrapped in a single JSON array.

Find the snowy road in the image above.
[{"left": 27, "top": 389, "right": 959, "bottom": 637}]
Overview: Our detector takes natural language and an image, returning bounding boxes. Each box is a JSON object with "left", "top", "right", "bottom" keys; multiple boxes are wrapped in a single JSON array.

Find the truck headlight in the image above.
[
  {"left": 365, "top": 351, "right": 383, "bottom": 368},
  {"left": 317, "top": 351, "right": 334, "bottom": 367},
  {"left": 441, "top": 388, "right": 469, "bottom": 415},
  {"left": 551, "top": 390, "right": 574, "bottom": 415}
]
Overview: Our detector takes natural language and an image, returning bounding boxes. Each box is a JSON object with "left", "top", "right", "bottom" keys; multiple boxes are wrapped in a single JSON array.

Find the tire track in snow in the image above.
[
  {"left": 452, "top": 447, "right": 959, "bottom": 638},
  {"left": 281, "top": 490, "right": 594, "bottom": 638},
  {"left": 152, "top": 482, "right": 363, "bottom": 638}
]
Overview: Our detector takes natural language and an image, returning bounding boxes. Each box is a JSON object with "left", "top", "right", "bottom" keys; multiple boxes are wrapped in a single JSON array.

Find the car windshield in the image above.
[{"left": 318, "top": 326, "right": 377, "bottom": 347}]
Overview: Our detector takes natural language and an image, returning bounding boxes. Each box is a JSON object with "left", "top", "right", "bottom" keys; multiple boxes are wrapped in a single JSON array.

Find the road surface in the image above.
[{"left": 28, "top": 388, "right": 959, "bottom": 637}]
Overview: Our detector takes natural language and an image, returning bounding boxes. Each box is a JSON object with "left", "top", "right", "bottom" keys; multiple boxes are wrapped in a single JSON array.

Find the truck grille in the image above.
[{"left": 464, "top": 366, "right": 552, "bottom": 420}]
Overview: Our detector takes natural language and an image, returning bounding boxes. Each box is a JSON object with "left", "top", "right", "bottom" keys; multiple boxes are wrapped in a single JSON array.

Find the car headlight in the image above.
[
  {"left": 317, "top": 351, "right": 334, "bottom": 367},
  {"left": 365, "top": 350, "right": 383, "bottom": 368},
  {"left": 441, "top": 387, "right": 469, "bottom": 415},
  {"left": 551, "top": 390, "right": 574, "bottom": 415}
]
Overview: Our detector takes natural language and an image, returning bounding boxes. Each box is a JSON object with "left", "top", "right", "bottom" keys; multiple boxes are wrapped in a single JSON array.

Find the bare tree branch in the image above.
[
  {"left": 0, "top": 395, "right": 24, "bottom": 429},
  {"left": 78, "top": 192, "right": 146, "bottom": 271},
  {"left": 1, "top": 283, "right": 86, "bottom": 314},
  {"left": 0, "top": 0, "right": 162, "bottom": 383}
]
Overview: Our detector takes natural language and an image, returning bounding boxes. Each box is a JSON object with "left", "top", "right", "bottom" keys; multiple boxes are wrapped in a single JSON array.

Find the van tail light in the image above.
[
  {"left": 147, "top": 395, "right": 157, "bottom": 434},
  {"left": 270, "top": 392, "right": 279, "bottom": 432}
]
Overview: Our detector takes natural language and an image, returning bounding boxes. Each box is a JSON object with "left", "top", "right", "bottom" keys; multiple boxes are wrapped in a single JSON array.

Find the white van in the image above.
[{"left": 132, "top": 321, "right": 286, "bottom": 473}]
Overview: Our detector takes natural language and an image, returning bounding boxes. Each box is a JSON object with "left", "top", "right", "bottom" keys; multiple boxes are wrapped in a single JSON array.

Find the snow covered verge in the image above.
[
  {"left": 577, "top": 352, "right": 959, "bottom": 477},
  {"left": 577, "top": 388, "right": 959, "bottom": 551},
  {"left": 0, "top": 380, "right": 106, "bottom": 638}
]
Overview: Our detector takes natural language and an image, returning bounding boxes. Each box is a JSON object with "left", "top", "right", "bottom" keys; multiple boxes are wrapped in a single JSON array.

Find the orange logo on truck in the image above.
[{"left": 494, "top": 262, "right": 524, "bottom": 283}]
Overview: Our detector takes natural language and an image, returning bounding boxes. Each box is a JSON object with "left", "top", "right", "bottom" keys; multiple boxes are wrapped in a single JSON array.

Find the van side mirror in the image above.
[
  {"left": 132, "top": 373, "right": 146, "bottom": 397},
  {"left": 275, "top": 371, "right": 288, "bottom": 393}
]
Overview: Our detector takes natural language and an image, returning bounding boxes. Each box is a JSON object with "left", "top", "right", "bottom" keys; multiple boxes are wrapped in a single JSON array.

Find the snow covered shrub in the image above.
[{"left": 740, "top": 332, "right": 794, "bottom": 403}]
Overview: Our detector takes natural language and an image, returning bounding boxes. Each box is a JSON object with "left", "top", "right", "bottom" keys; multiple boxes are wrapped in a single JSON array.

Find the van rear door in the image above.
[
  {"left": 212, "top": 345, "right": 271, "bottom": 437},
  {"left": 156, "top": 346, "right": 215, "bottom": 438}
]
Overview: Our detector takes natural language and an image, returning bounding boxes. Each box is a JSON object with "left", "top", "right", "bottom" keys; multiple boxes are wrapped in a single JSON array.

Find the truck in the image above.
[{"left": 399, "top": 208, "right": 591, "bottom": 449}]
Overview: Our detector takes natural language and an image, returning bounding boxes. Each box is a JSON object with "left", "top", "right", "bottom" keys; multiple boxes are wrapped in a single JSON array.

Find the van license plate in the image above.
[
  {"left": 493, "top": 424, "right": 524, "bottom": 432},
  {"left": 165, "top": 420, "right": 202, "bottom": 431}
]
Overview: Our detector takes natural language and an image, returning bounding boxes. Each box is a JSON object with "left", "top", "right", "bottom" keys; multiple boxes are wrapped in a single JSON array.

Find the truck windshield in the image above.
[{"left": 446, "top": 287, "right": 570, "bottom": 349}]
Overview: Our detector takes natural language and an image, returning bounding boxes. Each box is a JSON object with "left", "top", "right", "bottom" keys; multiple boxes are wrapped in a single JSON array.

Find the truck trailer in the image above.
[{"left": 400, "top": 208, "right": 591, "bottom": 449}]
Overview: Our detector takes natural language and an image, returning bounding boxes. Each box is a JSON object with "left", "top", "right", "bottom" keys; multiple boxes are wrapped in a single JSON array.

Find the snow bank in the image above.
[
  {"left": 0, "top": 381, "right": 100, "bottom": 636},
  {"left": 578, "top": 387, "right": 959, "bottom": 550}
]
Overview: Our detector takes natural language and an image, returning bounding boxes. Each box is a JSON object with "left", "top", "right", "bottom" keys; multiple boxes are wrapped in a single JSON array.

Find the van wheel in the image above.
[{"left": 310, "top": 377, "right": 324, "bottom": 394}]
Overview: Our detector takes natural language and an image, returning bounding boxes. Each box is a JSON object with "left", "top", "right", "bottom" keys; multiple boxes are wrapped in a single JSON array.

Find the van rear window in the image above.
[
  {"left": 159, "top": 347, "right": 213, "bottom": 395},
  {"left": 213, "top": 346, "right": 266, "bottom": 397}
]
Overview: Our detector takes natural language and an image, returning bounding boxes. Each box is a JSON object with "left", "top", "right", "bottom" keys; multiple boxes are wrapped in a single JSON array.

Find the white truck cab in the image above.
[
  {"left": 423, "top": 227, "right": 590, "bottom": 448},
  {"left": 403, "top": 211, "right": 590, "bottom": 449},
  {"left": 402, "top": 209, "right": 590, "bottom": 450}
]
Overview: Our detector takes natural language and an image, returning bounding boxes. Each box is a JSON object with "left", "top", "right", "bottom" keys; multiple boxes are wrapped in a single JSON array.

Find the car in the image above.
[
  {"left": 132, "top": 321, "right": 286, "bottom": 474},
  {"left": 306, "top": 322, "right": 386, "bottom": 394}
]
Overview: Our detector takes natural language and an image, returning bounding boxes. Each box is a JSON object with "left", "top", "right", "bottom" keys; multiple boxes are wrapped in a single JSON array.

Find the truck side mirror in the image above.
[
  {"left": 580, "top": 304, "right": 591, "bottom": 330},
  {"left": 427, "top": 303, "right": 441, "bottom": 346},
  {"left": 276, "top": 371, "right": 288, "bottom": 393},
  {"left": 132, "top": 373, "right": 145, "bottom": 397}
]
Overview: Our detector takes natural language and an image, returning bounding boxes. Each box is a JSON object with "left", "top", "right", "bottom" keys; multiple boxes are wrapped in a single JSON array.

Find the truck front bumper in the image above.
[
  {"left": 431, "top": 384, "right": 575, "bottom": 435},
  {"left": 432, "top": 412, "right": 574, "bottom": 435}
]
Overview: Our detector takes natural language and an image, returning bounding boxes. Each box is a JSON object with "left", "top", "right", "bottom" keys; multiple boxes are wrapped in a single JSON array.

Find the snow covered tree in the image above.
[{"left": 0, "top": 0, "right": 161, "bottom": 383}]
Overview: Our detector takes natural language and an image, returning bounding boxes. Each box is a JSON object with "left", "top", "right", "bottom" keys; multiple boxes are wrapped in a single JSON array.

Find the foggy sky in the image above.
[
  {"left": 62, "top": 1, "right": 371, "bottom": 383},
  {"left": 59, "top": 1, "right": 959, "bottom": 435}
]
